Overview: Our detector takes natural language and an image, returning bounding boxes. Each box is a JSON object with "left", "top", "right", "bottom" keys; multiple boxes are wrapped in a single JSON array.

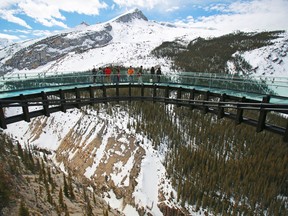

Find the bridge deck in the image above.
[{"left": 0, "top": 83, "right": 287, "bottom": 142}]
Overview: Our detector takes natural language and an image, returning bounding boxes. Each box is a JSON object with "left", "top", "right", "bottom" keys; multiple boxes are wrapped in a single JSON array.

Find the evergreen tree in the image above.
[
  {"left": 17, "top": 142, "right": 23, "bottom": 159},
  {"left": 63, "top": 174, "right": 69, "bottom": 198},
  {"left": 68, "top": 172, "right": 75, "bottom": 200},
  {"left": 103, "top": 209, "right": 109, "bottom": 216},
  {"left": 58, "top": 187, "right": 64, "bottom": 208},
  {"left": 45, "top": 180, "right": 53, "bottom": 204},
  {"left": 93, "top": 192, "right": 96, "bottom": 204},
  {"left": 83, "top": 188, "right": 93, "bottom": 216},
  {"left": 0, "top": 168, "right": 11, "bottom": 210},
  {"left": 64, "top": 204, "right": 70, "bottom": 216},
  {"left": 18, "top": 200, "right": 29, "bottom": 216}
]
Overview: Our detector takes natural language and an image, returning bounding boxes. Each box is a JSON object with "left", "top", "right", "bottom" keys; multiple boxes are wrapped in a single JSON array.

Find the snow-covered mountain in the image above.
[
  {"left": 1, "top": 9, "right": 287, "bottom": 78},
  {"left": 0, "top": 9, "right": 234, "bottom": 75},
  {"left": 0, "top": 9, "right": 287, "bottom": 78}
]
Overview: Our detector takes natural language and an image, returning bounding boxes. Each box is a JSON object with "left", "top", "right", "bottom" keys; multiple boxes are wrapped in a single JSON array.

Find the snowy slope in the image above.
[
  {"left": 242, "top": 33, "right": 288, "bottom": 77},
  {"left": 226, "top": 32, "right": 288, "bottom": 78},
  {"left": 4, "top": 104, "right": 202, "bottom": 216},
  {"left": 0, "top": 38, "right": 10, "bottom": 49}
]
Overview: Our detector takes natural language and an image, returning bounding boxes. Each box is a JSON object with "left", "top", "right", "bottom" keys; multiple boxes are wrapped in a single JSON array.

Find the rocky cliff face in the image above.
[
  {"left": 115, "top": 9, "right": 148, "bottom": 23},
  {"left": 2, "top": 29, "right": 113, "bottom": 72}
]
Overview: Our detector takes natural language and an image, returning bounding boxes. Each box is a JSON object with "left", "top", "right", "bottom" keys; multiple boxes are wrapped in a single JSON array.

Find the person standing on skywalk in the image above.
[
  {"left": 156, "top": 66, "right": 161, "bottom": 83},
  {"left": 127, "top": 66, "right": 134, "bottom": 83}
]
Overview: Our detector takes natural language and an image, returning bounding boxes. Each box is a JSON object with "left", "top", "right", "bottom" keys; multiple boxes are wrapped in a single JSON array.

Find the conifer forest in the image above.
[{"left": 117, "top": 87, "right": 288, "bottom": 215}]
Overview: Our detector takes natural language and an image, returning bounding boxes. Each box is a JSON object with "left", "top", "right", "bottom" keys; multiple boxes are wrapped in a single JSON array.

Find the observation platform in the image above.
[{"left": 0, "top": 71, "right": 287, "bottom": 142}]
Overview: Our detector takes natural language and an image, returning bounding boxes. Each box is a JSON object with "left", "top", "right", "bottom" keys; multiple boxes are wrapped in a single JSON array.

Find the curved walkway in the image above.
[{"left": 0, "top": 83, "right": 287, "bottom": 142}]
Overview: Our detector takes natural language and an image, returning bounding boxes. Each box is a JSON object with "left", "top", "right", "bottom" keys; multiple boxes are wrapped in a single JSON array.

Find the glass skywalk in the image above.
[{"left": 1, "top": 71, "right": 287, "bottom": 104}]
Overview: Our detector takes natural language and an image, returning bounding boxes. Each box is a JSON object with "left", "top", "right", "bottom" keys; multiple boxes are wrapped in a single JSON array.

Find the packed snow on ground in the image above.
[{"left": 241, "top": 32, "right": 288, "bottom": 78}]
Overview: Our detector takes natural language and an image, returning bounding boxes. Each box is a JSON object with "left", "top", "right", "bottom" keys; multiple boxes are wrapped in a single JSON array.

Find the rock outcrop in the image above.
[
  {"left": 2, "top": 30, "right": 112, "bottom": 72},
  {"left": 115, "top": 9, "right": 148, "bottom": 23}
]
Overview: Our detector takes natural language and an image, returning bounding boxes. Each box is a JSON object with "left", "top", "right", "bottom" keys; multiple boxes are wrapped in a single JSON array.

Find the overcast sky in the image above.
[{"left": 1, "top": 0, "right": 288, "bottom": 42}]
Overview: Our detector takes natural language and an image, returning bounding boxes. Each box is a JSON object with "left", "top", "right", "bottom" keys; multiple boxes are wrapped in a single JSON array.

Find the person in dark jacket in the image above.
[
  {"left": 116, "top": 66, "right": 121, "bottom": 83},
  {"left": 92, "top": 65, "right": 97, "bottom": 83},
  {"left": 150, "top": 66, "right": 155, "bottom": 83},
  {"left": 113, "top": 66, "right": 121, "bottom": 84},
  {"left": 98, "top": 67, "right": 104, "bottom": 83},
  {"left": 156, "top": 67, "right": 161, "bottom": 83},
  {"left": 137, "top": 65, "right": 143, "bottom": 84}
]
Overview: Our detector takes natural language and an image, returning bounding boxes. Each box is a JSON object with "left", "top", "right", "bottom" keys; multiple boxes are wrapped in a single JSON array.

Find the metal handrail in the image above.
[{"left": 1, "top": 71, "right": 288, "bottom": 99}]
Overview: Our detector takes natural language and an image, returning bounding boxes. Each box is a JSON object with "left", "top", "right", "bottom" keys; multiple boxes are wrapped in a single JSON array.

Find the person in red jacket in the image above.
[{"left": 104, "top": 66, "right": 112, "bottom": 83}]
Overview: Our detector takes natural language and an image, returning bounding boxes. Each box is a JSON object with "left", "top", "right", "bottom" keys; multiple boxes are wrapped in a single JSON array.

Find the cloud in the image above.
[
  {"left": 0, "top": 9, "right": 31, "bottom": 28},
  {"left": 112, "top": 0, "right": 203, "bottom": 12},
  {"left": 0, "top": 0, "right": 108, "bottom": 28},
  {"left": 10, "top": 28, "right": 59, "bottom": 37},
  {"left": 113, "top": 0, "right": 163, "bottom": 9},
  {"left": 0, "top": 0, "right": 21, "bottom": 8},
  {"left": 165, "top": 6, "right": 180, "bottom": 13},
  {"left": 0, "top": 32, "right": 20, "bottom": 40},
  {"left": 112, "top": 0, "right": 238, "bottom": 11},
  {"left": 183, "top": 0, "right": 288, "bottom": 31}
]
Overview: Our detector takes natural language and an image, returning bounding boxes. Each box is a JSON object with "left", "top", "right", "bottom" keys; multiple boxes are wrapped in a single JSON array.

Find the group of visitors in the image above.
[
  {"left": 150, "top": 66, "right": 162, "bottom": 83},
  {"left": 91, "top": 65, "right": 162, "bottom": 84},
  {"left": 92, "top": 65, "right": 120, "bottom": 83}
]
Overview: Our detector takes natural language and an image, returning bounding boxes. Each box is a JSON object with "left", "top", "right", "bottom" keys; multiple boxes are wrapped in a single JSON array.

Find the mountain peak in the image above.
[
  {"left": 73, "top": 21, "right": 90, "bottom": 30},
  {"left": 79, "top": 21, "right": 89, "bottom": 27},
  {"left": 115, "top": 8, "right": 148, "bottom": 23}
]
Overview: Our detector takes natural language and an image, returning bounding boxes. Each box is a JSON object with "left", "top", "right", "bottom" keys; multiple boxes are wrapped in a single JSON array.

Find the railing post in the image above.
[
  {"left": 257, "top": 95, "right": 270, "bottom": 133},
  {"left": 129, "top": 83, "right": 132, "bottom": 103},
  {"left": 165, "top": 85, "right": 169, "bottom": 105},
  {"left": 116, "top": 84, "right": 120, "bottom": 103},
  {"left": 102, "top": 85, "right": 107, "bottom": 104},
  {"left": 20, "top": 94, "right": 30, "bottom": 122},
  {"left": 236, "top": 97, "right": 245, "bottom": 124},
  {"left": 153, "top": 84, "right": 157, "bottom": 103},
  {"left": 203, "top": 91, "right": 209, "bottom": 114},
  {"left": 189, "top": 88, "right": 195, "bottom": 110},
  {"left": 0, "top": 102, "right": 7, "bottom": 129},
  {"left": 284, "top": 122, "right": 288, "bottom": 143},
  {"left": 89, "top": 86, "right": 94, "bottom": 106},
  {"left": 75, "top": 87, "right": 81, "bottom": 109},
  {"left": 177, "top": 87, "right": 182, "bottom": 107},
  {"left": 41, "top": 91, "right": 50, "bottom": 117},
  {"left": 59, "top": 89, "right": 66, "bottom": 113},
  {"left": 218, "top": 93, "right": 226, "bottom": 119},
  {"left": 141, "top": 85, "right": 144, "bottom": 102}
]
